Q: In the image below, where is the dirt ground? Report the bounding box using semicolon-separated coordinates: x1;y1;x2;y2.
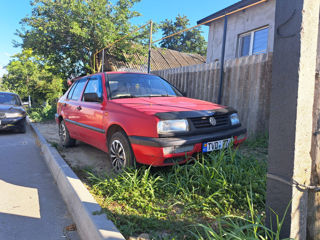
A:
34;121;112;175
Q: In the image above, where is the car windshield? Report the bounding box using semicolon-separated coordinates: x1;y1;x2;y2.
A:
107;73;182;99
0;93;21;106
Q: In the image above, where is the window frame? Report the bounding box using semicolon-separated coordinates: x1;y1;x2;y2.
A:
237;26;269;58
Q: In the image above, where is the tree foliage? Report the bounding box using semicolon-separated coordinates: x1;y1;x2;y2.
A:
17;0;145;78
0;77;7;91
160;15;207;56
2;49;63;105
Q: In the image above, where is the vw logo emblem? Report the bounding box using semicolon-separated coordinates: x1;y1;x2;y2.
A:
209;117;216;126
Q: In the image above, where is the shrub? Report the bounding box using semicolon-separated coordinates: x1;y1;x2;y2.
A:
27;103;56;122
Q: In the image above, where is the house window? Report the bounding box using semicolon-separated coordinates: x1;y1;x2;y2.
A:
238;27;269;57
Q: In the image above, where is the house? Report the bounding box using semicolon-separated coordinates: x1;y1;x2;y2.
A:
100;48;206;72
197;0;276;63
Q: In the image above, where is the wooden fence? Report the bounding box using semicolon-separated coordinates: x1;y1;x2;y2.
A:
152;53;273;137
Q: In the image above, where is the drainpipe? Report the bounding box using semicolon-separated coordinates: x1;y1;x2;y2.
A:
217;15;228;104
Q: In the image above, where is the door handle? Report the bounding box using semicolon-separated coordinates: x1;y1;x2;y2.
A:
63;103;67;107
77;106;82;111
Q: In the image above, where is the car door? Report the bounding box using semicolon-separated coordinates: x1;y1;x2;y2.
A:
77;75;106;150
63;78;88;139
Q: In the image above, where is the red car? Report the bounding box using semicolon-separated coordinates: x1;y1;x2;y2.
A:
56;72;246;172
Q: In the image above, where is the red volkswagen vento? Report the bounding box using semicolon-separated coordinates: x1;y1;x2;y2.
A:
56;72;246;172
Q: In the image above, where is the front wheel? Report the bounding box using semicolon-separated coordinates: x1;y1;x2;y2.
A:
16;118;26;133
108;131;135;173
59;120;76;147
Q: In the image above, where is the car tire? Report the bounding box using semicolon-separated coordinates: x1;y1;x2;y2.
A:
59;120;76;147
108;131;135;173
16;118;26;133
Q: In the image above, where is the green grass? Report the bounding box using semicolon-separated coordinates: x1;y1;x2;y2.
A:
83;143;271;239
243;133;269;150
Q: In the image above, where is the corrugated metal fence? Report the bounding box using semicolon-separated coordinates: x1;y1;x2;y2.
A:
152;53;273;136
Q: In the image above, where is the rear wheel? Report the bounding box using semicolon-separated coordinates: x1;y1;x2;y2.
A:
59;120;76;147
108;131;135;173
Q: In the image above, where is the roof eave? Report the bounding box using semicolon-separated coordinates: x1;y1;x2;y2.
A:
197;0;266;26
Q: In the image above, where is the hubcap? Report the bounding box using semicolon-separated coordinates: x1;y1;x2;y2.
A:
59;123;67;143
110;140;126;172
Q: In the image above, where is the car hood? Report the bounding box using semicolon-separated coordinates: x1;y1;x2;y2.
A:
111;97;228;118
0;104;25;113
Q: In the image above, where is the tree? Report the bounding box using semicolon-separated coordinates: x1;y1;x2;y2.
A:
17;0;145;78
160;15;207;56
0;77;6;91
2;49;63;105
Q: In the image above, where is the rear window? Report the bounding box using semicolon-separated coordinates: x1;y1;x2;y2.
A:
107;73;182;99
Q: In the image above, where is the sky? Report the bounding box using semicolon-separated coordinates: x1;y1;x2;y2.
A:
0;0;238;77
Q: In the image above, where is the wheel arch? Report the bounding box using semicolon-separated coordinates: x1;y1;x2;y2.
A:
106;124;128;145
57;115;64;124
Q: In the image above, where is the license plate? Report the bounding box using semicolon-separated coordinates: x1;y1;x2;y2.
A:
202;138;232;152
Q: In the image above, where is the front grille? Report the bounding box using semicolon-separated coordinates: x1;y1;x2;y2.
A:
190;114;230;129
0;113;5;119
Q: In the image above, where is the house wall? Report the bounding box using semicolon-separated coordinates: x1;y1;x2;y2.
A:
206;0;276;62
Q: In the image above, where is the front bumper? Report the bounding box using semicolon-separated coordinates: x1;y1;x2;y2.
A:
0;117;25;130
129;126;247;166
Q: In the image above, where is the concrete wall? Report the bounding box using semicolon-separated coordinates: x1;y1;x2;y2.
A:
206;0;276;62
152;53;273;137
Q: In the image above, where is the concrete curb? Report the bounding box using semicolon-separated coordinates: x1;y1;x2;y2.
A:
28;122;125;240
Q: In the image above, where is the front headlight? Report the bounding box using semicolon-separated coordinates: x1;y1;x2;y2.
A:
157;119;189;134
230;113;240;125
5;112;24;118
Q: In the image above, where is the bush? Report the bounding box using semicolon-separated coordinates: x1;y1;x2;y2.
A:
28;103;56;122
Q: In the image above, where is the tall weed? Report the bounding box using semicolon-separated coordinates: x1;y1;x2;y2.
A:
87;147;267;238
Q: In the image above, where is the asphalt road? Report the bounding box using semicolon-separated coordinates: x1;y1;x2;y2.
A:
0;124;80;240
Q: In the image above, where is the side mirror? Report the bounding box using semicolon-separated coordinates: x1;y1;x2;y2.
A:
83;93;102;102
181;91;187;97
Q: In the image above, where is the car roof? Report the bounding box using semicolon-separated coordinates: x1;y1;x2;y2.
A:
0;91;19;96
70;72;153;83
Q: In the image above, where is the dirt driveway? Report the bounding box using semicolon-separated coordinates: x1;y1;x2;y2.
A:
34;121;112;176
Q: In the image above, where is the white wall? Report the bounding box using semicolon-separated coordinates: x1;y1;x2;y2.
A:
206;0;276;62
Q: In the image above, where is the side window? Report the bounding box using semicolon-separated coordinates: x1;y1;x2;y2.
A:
83;77;103;101
237;26;269;57
67;82;78;99
71;79;87;101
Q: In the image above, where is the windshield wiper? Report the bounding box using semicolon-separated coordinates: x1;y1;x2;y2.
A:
112;94;137;99
139;94;175;97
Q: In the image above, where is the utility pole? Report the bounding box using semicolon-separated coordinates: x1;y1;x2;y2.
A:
266;0;320;239
147;20;153;74
101;49;105;72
